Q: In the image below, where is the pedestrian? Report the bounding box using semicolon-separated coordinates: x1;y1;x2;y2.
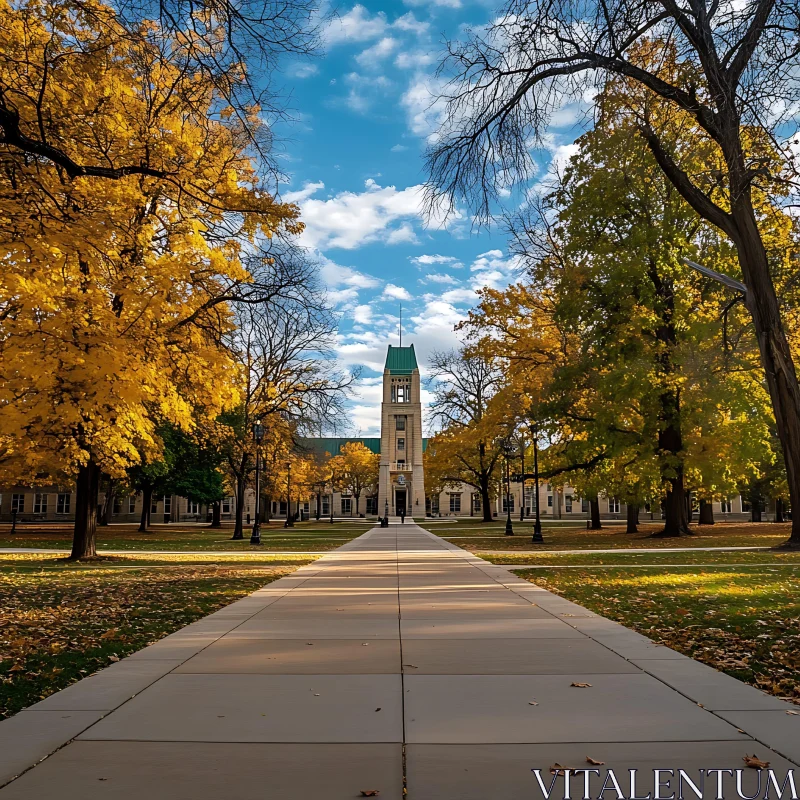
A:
400;507;405;524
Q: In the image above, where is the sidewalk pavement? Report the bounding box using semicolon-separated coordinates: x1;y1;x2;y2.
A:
0;523;797;799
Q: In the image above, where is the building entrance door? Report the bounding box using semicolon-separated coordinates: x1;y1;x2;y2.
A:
395;489;407;516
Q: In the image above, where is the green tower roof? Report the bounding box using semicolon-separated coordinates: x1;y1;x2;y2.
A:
385;344;418;374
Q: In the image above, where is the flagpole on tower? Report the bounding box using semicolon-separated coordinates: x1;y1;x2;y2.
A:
399;303;402;347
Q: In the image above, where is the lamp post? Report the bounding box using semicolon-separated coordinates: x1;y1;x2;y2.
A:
250;421;265;545
284;460;294;528
531;427;543;543
519;433;526;522
502;438;514;536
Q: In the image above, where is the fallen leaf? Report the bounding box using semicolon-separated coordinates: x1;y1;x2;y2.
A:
375;708;382;712
571;682;592;688
403;664;419;669
787;710;799;716
743;755;770;769
550;764;568;776
586;757;605;765
528;701;539;706
360;791;380;797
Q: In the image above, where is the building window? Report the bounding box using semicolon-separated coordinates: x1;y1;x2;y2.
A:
128;496;136;514
392;381;410;403
163;496;172;515
322;498;330;515
341;497;352;514
34;493;48;514
721;499;732;513
608;498;620;514
11;494;24;513
581;498;589;513
188;500;200;515
366;496;377;514
473;494;482;512
449;493;461;513
279;500;287;515
397;438;405;451
396;415;406;431
57;493;71;514
547;495;553;508
565;495;573;513
222;497;232;514
151;497;159;514
113;496;123;514
502;496;515;512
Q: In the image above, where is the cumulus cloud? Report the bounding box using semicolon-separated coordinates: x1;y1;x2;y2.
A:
401;75;448;140
325;5;387;45
410;253;463;268
291;179;424;250
391;144;409;152
394;50;435;70
403;0;462;8
353;304;374;325
287;62;319;79
383;283;413;301
424;272;459;285
355;37;400;69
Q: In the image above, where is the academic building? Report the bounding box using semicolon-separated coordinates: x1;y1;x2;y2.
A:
0;342;762;524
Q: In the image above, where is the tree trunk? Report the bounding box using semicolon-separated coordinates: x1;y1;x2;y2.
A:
751;495;762;523
729;199;800;545
590;497;602;529
70;459;100;560
657;417;690;536
316;490;321;520
775;498;785;523
209;500;222;528
138;486;152;532
698;499;714;525
100;477;115;526
354;493;359;517
264;493;272;523
626;504;639;534
232;477;245;539
480;475;492;523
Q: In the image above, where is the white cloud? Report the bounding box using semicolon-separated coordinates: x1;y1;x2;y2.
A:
410;253;463;268
341;72;393;113
355;37;400;69
424;272;459;284
391;144;409;152
287;62;319;79
386;222;419;245
393;12;430;35
320;257;381;290
291;179;424;250
403;0;462;8
440;287;477;304
284;180;326;205
394;50;435;70
353;304;374;325
325;5;387;46
383;283;413;301
401;75;448;141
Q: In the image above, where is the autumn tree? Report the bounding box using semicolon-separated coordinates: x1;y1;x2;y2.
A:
0;0;319;187
425;347;510;522
0;6;304;559
329;443;380;517
426;4;800;546
218;280;353;539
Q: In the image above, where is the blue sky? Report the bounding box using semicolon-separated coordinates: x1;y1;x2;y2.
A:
274;0;584;434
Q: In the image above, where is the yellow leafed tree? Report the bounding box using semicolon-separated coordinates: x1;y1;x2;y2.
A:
0;0;302;558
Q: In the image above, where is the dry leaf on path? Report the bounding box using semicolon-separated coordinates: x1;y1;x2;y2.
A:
360;791;380;797
571;682;592;688
743;755;770;769
586;757;605;765
550;764;568;776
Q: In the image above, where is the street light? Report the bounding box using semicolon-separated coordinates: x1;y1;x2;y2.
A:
531;426;543;543
250;420;265;545
284;460;294;528
502;438;514;536
519;432;526;522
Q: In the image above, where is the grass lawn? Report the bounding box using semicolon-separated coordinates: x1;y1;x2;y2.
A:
0;552;313;719
509;552;800;704
417;519;790;550
0;520;370;552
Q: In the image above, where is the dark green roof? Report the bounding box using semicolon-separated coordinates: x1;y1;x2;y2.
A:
385;344;418;374
300;436;428;455
300;437;381;456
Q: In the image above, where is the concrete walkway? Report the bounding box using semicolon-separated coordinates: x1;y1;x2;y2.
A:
1;523;798;799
